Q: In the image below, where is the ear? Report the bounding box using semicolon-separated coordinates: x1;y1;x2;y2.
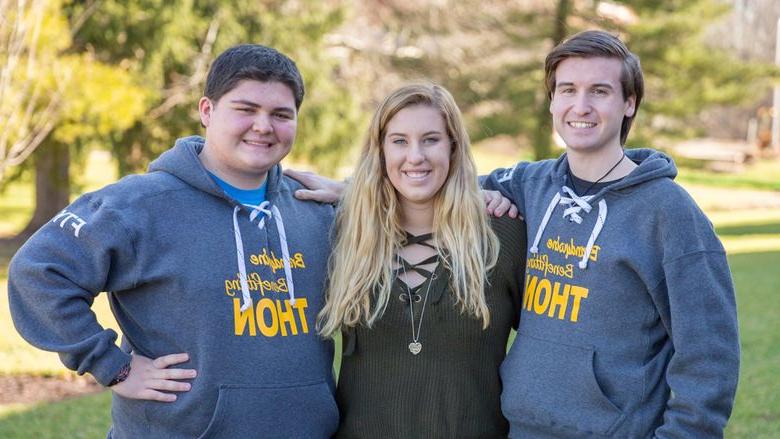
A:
198;97;214;127
624;95;636;118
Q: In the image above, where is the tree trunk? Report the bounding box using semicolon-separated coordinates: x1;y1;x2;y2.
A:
551;0;571;47
532;101;555;160
16;141;70;241
532;0;571;160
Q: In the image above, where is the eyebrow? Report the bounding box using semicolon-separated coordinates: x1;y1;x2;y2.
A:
386;130;444;137
556;81;616;90
229;99;295;113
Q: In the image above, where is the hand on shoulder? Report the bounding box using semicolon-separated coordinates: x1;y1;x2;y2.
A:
284;168;345;204
483;190;520;219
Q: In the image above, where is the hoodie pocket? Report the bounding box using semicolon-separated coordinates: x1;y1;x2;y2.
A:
500;334;625;436
196;380;338;439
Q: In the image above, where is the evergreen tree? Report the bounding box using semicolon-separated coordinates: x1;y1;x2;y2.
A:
68;0;365;176
341;0;776;159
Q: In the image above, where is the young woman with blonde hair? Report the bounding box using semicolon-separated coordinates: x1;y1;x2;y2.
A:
318;83;526;438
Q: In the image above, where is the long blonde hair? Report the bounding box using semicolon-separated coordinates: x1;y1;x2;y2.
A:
318;83;499;337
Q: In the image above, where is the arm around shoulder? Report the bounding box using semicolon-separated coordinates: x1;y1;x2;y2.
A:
482;162;529;217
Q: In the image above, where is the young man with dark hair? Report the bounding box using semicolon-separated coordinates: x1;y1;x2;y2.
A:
9;44;338;438
486;30;739;437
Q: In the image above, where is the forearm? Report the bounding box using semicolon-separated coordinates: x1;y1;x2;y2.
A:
9;255;132;385
8;200;138;385
653;251;740;437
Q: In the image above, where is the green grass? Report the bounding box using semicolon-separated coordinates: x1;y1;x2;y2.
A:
0;392;112;438
717;222;780;237
724;250;780;438
0;181;34;237
1;150;779;437
676;158;780;191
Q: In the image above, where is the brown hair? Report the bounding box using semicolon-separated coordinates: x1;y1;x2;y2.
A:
545;30;644;145
204;44;304;109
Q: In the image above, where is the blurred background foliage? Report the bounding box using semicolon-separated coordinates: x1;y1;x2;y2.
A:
1;0;778;240
2;3;780;436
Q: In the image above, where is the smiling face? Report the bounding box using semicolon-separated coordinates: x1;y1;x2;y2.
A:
198;79;297;189
550;56;635;155
382;104;452;213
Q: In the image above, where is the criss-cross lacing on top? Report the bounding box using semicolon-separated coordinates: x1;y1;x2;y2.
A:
232;201;296;312
394;232;439;304
530;186;608;270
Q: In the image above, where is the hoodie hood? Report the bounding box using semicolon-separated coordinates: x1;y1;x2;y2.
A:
149;135;296;310
549;148;678;196
529;148;678;269
148;136;222;198
148;135;286;201
484;148;738;438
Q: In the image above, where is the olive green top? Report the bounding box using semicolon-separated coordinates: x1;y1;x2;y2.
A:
335;216;527;439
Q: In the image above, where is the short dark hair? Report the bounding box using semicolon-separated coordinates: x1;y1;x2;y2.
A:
204;44;304;109
545;30;644;145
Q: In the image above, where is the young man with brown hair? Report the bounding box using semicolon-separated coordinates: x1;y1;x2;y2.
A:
9;44;339;438
486;30;739;438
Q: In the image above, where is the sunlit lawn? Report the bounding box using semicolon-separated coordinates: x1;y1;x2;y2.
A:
0;392;113;438
677;158;780;191
1;151;778;437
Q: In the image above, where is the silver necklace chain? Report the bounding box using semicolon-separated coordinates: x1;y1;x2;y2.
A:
398;253;435;355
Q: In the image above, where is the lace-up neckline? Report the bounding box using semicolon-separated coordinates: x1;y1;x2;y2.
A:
394;232;438;292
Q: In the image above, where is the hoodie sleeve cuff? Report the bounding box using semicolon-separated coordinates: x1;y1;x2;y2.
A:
89;346;132;387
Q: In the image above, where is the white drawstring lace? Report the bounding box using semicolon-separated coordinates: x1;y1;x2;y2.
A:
529;186;608;270
580;199;607;269
529;192;561;254
232;206;253;312
232;201;296;312
559;186;593;224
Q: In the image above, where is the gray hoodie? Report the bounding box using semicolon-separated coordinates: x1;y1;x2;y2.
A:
8;136;338;438
485;148;739;438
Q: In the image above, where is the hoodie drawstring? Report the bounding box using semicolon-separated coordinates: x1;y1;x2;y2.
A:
232;206;253;312
560;186;593;224
529;186;608;270
580;199;607;269
232;201;296;312
530;192;561;254
263;203;296;306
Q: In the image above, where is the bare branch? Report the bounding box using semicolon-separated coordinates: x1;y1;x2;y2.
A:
70;0;101;38
148;15;220;119
7;99;59;166
0;0;64;183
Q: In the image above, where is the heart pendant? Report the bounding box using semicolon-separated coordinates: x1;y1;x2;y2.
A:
408;342;422;355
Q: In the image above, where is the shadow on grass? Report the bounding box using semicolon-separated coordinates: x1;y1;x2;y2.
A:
716;221;780;236
0;391;111;438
